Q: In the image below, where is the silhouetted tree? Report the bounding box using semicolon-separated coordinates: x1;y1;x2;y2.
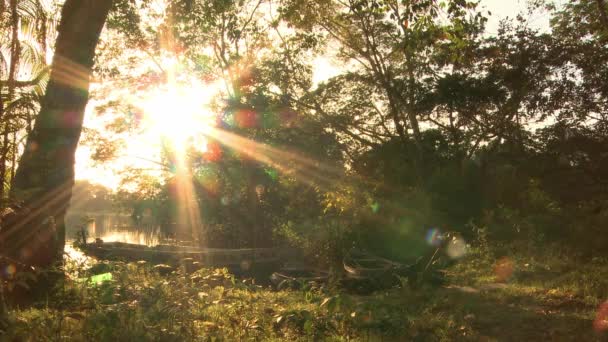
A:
4;0;112;273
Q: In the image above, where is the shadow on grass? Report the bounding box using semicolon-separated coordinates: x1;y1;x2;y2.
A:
422;285;603;342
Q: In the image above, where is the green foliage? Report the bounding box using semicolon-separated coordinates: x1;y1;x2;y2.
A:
5;3;608;340
6;0;608;300
5;248;606;340
80;0;608;262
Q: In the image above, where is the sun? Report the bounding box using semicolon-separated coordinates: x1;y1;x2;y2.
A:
76;64;224;189
139;78;219;155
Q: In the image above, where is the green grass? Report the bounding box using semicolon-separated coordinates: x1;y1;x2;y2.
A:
3;247;607;341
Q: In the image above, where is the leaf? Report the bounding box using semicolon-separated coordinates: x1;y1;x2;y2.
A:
320;297;332;307
320;296;340;312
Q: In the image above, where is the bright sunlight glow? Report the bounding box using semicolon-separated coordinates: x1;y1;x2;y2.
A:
75;67;223;190
139;79;218;154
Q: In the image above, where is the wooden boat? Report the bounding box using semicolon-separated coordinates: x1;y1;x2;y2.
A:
80;241;280;271
270;268;329;289
342;249;448;291
343;249;421;279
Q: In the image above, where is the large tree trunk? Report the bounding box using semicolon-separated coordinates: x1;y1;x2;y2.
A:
4;0;112;271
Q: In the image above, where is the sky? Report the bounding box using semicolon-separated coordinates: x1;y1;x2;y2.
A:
481;0;562;34
74;0;563;190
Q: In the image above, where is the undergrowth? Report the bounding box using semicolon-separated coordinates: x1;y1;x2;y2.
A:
2;246;607;341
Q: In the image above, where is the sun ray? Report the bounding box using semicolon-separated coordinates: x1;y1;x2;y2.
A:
130;54;221;246
51;54;95;90
202;126;345;189
2;180;75;259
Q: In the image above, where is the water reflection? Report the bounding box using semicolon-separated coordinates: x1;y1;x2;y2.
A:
95;229;160;246
66;212;161;246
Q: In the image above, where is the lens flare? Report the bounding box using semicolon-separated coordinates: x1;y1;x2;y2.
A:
233;108;259;129
594;301;608;332
202;141;223;162
446;236;467;259
494;257;515;282
4;264;16;278
426;228;442;247
203;126;344;189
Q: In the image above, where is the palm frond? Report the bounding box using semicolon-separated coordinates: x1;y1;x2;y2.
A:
0;46;9;76
18;39;46;75
16;0;40;21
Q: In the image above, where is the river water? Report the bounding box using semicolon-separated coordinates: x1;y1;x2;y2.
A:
66;212;161;246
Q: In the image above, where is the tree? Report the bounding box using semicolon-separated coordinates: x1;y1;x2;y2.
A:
0;0;56;202
281;0;487;178
3;0;112;272
85;0;345;249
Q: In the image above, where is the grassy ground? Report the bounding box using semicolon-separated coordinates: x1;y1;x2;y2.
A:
3;246;607;341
